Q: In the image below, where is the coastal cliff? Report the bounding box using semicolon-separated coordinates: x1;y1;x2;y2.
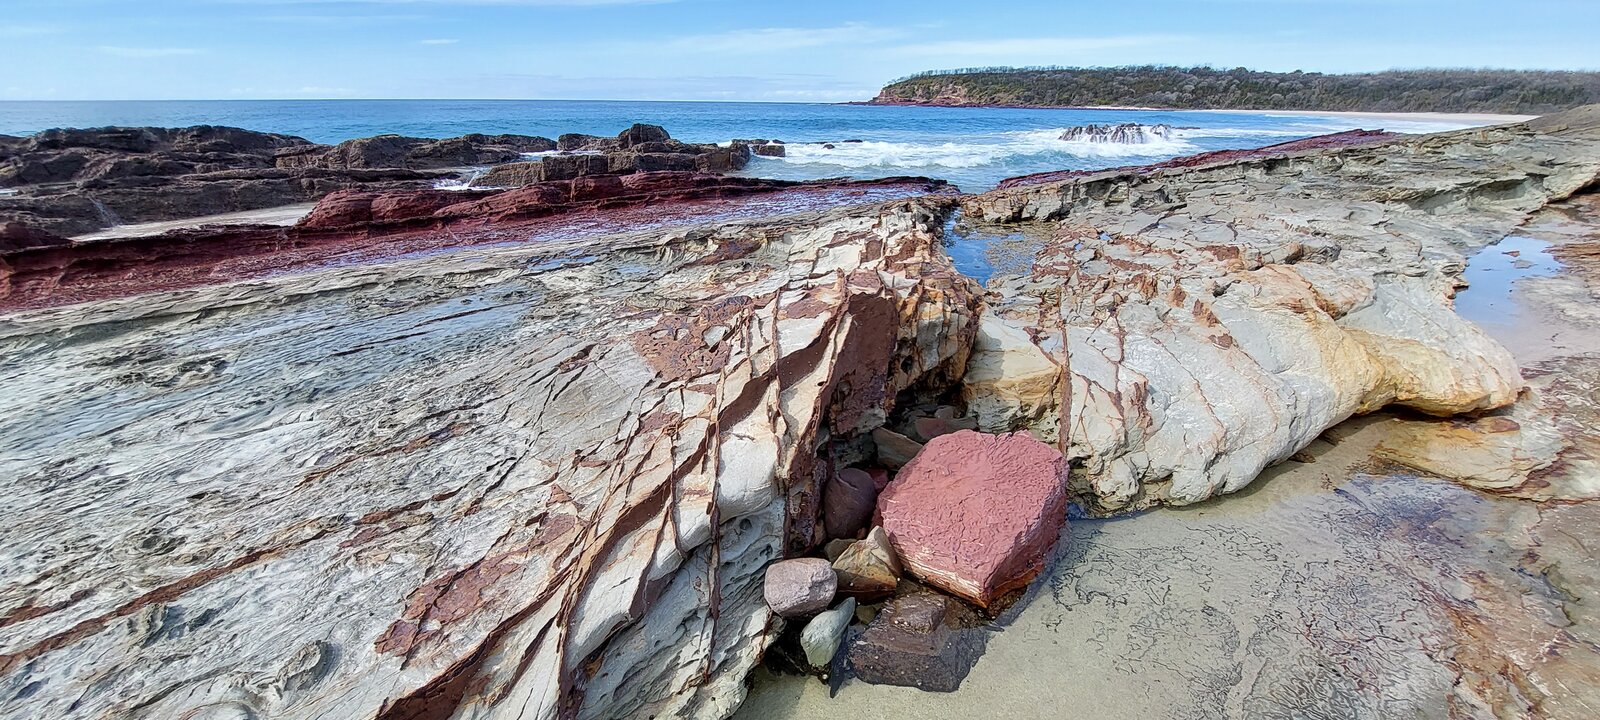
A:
3;107;1600;719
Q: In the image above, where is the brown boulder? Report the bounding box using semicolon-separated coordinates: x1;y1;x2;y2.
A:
617;123;671;148
871;427;922;469
763;558;837;618
823;468;877;540
470;161;543;188
877;430;1069;608
847;591;986;691
557;133;618;152
297;189;375;228
832;526;901;601
0;221;71;252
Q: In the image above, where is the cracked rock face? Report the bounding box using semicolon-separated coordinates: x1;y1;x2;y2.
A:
961;106;1600;510
878;430;1070;608
0;197;978;719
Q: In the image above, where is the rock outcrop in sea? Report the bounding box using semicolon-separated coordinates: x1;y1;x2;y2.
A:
0;123;751;238
1058;122;1175;143
3;106;1600;720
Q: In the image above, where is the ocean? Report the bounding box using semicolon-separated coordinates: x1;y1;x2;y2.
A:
0;99;1493;191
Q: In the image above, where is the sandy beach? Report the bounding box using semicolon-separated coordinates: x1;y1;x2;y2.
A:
1191;108;1537;125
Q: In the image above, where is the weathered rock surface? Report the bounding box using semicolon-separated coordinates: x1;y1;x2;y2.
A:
831;527;902;601
0;125;455;236
878;431;1070;608
294;132;556;170
0;186;980;719
800;598;856;668
471;126;750;188
0;123;748;236
870;427;922;469
764;559;839;618
846;592;986;692
962;105;1600;510
0;175;952;311
822;468;877;540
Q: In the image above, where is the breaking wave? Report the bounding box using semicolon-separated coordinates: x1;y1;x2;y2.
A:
768;127;1202;172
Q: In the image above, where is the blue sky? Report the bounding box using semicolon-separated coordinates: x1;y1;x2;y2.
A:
2;0;1596;101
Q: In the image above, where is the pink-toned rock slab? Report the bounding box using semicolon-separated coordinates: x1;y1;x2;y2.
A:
877;430;1069;608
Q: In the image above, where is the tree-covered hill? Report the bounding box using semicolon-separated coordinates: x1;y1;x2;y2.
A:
870;66;1600;114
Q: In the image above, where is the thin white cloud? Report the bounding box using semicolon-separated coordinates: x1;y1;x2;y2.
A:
421;38;460;45
98;46;206;58
653;23;908;55
293;86;358;95
256;13;430;23
0;23;66;37
885;35;1189;59
222;0;672;6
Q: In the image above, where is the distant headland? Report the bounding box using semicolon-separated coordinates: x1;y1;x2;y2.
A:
866;65;1600;115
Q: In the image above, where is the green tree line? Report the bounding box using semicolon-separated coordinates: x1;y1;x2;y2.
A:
873;66;1600;114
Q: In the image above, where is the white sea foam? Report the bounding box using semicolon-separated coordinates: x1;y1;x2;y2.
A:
770;128;1201;171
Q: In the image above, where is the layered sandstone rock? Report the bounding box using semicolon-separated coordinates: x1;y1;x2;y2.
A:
0;124;746;236
961;106;1600;511
471;126;750;188
0;190;980;719
877;431;1071;608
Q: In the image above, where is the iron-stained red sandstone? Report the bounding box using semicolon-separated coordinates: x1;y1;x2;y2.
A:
877;430;1070;608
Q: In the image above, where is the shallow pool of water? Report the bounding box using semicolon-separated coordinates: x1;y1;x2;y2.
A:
1453;235;1561;327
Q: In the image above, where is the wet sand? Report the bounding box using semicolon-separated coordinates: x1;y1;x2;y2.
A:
739;195;1600;719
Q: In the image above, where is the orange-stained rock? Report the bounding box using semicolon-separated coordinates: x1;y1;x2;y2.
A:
878;430;1069;608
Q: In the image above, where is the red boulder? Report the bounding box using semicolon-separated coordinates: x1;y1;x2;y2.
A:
877;430;1069;608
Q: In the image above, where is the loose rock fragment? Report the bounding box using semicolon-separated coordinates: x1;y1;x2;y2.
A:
871;427;923;469
801;598;858;668
832;527;902;601
847;591;986;692
764;558;838;618
878;430;1070;607
823;468;878;540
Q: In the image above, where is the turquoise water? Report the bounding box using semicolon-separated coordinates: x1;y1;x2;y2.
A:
0;100;1487;190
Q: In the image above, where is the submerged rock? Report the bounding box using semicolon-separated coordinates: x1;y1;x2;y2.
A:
878;430;1070;608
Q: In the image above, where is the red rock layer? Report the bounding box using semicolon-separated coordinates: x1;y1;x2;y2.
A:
0;173;950;312
877;430;1070;608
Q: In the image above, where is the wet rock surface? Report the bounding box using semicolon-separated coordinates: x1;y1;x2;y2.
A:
845;592;987;692
1059;122;1175;144
471;125;750;188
